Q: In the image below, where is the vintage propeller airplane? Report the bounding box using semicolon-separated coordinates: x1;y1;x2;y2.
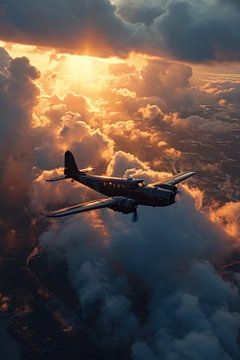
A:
45;151;196;222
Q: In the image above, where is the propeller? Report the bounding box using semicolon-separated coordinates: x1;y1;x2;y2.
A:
174;188;181;202
132;208;139;223
176;187;181;195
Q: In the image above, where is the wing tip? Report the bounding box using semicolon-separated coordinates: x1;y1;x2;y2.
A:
42;211;58;218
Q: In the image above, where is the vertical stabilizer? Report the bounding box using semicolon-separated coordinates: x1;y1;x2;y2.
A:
64;151;79;176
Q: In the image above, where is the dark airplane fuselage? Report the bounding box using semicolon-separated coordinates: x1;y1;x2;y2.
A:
72;174;176;207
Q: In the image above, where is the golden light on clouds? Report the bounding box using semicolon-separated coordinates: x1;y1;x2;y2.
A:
0;41;148;99
59;55;114;95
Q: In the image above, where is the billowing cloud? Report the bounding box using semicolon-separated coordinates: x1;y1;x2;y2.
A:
0;47;11;75
117;0;240;62
2;0;240;61
1;43;240;359
0;0;139;57
165;113;239;134
39;179;240;359
0;54;40;255
210;202;240;240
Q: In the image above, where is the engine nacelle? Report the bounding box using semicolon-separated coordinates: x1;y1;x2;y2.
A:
157;184;178;193
109;198;137;214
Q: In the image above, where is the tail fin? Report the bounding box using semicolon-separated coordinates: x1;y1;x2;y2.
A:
64;151;79;177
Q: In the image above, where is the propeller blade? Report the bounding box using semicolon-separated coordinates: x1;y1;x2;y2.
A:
132;209;139;223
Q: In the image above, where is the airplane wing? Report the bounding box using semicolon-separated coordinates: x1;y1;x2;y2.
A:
45;175;68;182
45;198;116;218
151;172;196;187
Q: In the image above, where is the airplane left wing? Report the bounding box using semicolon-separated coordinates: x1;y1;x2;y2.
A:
151;171;196;187
45;198;116;218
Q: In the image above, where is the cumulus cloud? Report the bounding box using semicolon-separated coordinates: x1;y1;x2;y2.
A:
0;53;40;255
166;113;239;134
107;150;144;176
138;104;164;122
39;178;240;359
30;168;90;214
33;105;114;172
117;0;240;62
107;59;202;114
0;47;11;76
28;144;240;358
0;48;115;255
1;44;240;359
210;202;240;240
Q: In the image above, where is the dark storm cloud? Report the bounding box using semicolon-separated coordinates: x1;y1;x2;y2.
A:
148;0;240;62
0;52;40;255
0;0;140;57
116;0;164;26
1;0;240;61
117;0;240;61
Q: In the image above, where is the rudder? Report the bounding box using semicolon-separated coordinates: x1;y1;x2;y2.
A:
64;151;79;177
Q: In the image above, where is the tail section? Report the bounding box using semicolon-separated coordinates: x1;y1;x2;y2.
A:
46;151;92;182
64;150;79;177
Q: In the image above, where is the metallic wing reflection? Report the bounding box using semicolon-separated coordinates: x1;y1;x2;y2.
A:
46;198;116;218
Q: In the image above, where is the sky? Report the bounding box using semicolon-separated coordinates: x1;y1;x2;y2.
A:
0;1;240;359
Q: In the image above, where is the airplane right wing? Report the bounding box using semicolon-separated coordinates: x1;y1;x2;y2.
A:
150;172;196;187
45;198;116;218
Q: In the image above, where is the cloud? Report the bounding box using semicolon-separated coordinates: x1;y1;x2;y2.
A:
2;0;240;61
107;150;149;177
33;107;114;172
0;53;40;255
0;47;11;75
0;315;22;360
166;113;239;134
39;178;240;359
138;104;164;122
210;202;240;240
0;0;138;57
107;59;201;114
30;139;240;358
117;0;240;62
1;46;240;359
0;48;115;256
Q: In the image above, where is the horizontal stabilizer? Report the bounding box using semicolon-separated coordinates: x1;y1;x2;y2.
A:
79;167;95;174
45;175;68;182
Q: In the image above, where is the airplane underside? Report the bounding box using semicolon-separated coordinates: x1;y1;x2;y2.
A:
75;177;175;207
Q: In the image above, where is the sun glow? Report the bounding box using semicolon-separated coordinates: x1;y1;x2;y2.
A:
60;55;113;95
1;41;149;101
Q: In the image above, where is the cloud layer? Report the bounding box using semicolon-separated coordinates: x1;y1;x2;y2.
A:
1;0;240;61
1;46;240;359
40;177;240;359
